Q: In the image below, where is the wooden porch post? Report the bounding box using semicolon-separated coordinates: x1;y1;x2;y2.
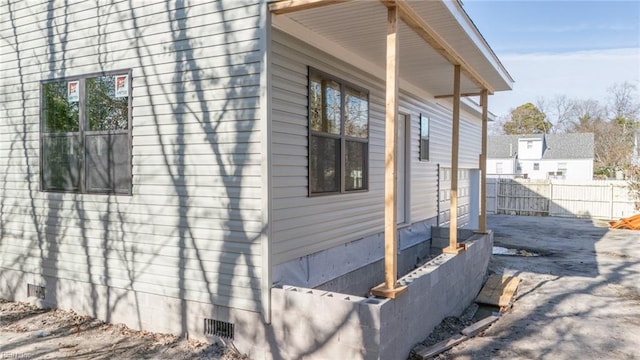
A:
371;4;406;299
478;89;489;233
444;65;465;254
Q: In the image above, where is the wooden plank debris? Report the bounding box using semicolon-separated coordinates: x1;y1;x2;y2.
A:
414;334;467;359
413;313;502;359
609;214;640;230
476;275;521;307
461;315;500;337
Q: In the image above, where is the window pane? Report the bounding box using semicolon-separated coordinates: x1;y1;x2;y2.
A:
419;115;429;160
86;133;129;193
86;75;129;131
42;81;79;132
346;141;366;191
310;136;339;193
420;139;429;161
310;76;340;134
345;88;368;138
42;135;81;191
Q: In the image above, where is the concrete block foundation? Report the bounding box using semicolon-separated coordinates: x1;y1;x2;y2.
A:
269;230;493;359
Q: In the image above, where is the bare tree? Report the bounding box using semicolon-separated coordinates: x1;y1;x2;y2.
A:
567;99;604;133
550;95;576;133
607;81;639;134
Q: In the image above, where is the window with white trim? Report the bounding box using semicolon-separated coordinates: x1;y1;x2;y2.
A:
40;70;132;194
308;69;369;195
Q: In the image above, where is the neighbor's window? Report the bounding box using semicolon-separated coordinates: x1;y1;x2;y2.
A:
558;162;567;173
496;162;503;174
419;114;430;161
533;162;540;171
309;69;369;194
41;71;132;194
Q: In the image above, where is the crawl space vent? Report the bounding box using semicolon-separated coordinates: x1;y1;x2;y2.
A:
27;284;45;299
204;318;234;340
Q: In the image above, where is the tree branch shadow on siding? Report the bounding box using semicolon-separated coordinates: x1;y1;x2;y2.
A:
92;1;142;326
151;1;371;357
0;0;35;295
161;0;270;352
42;0;94;322
1;1;373;358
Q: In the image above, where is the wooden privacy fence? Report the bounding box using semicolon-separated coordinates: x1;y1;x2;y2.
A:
486;178;638;220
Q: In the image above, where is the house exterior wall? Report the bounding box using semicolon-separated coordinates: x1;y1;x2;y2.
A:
518;159;593;180
270;29;482;269
517;138;544;159
0;0;266;337
487;158;516;176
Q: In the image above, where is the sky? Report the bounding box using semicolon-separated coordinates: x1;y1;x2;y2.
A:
462;1;640;121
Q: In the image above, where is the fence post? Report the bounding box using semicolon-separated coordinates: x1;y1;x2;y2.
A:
549;181;554;216
494;179;499;214
610;183;614;220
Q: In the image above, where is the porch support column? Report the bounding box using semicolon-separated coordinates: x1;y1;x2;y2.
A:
444;65;465;254
371;4;407;299
478;89;489;233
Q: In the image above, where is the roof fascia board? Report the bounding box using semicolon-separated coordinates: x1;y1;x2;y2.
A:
442;0;514;89
383;0;495;94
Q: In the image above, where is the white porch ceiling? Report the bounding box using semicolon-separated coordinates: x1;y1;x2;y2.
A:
271;1;513;99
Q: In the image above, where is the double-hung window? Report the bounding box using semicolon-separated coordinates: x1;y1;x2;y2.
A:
40;70;132;194
308;69;369;195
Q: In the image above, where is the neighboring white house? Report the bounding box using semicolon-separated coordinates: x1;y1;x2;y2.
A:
0;1;513;358
487;133;594;180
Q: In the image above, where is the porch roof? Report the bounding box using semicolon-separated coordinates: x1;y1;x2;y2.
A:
269;0;514;100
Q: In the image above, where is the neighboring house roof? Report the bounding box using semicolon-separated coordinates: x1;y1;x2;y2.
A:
487;134;521;158
488;133;594;160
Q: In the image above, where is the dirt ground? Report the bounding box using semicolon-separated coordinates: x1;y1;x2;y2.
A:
419;215;640;359
2;214;639;359
0;299;246;359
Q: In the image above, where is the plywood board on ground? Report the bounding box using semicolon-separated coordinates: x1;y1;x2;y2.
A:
476;275;520;307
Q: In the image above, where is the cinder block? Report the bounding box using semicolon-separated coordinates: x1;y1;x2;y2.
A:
358;298;385;329
271;288;285;311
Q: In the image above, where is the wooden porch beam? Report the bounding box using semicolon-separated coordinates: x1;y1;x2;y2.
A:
443;65;466;255
269;0;350;15
434;92;483;99
478;89;489;233
371;5;407;299
381;0;495;94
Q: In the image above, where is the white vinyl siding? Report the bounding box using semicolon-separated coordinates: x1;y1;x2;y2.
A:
270;30;482;265
0;0;264;312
